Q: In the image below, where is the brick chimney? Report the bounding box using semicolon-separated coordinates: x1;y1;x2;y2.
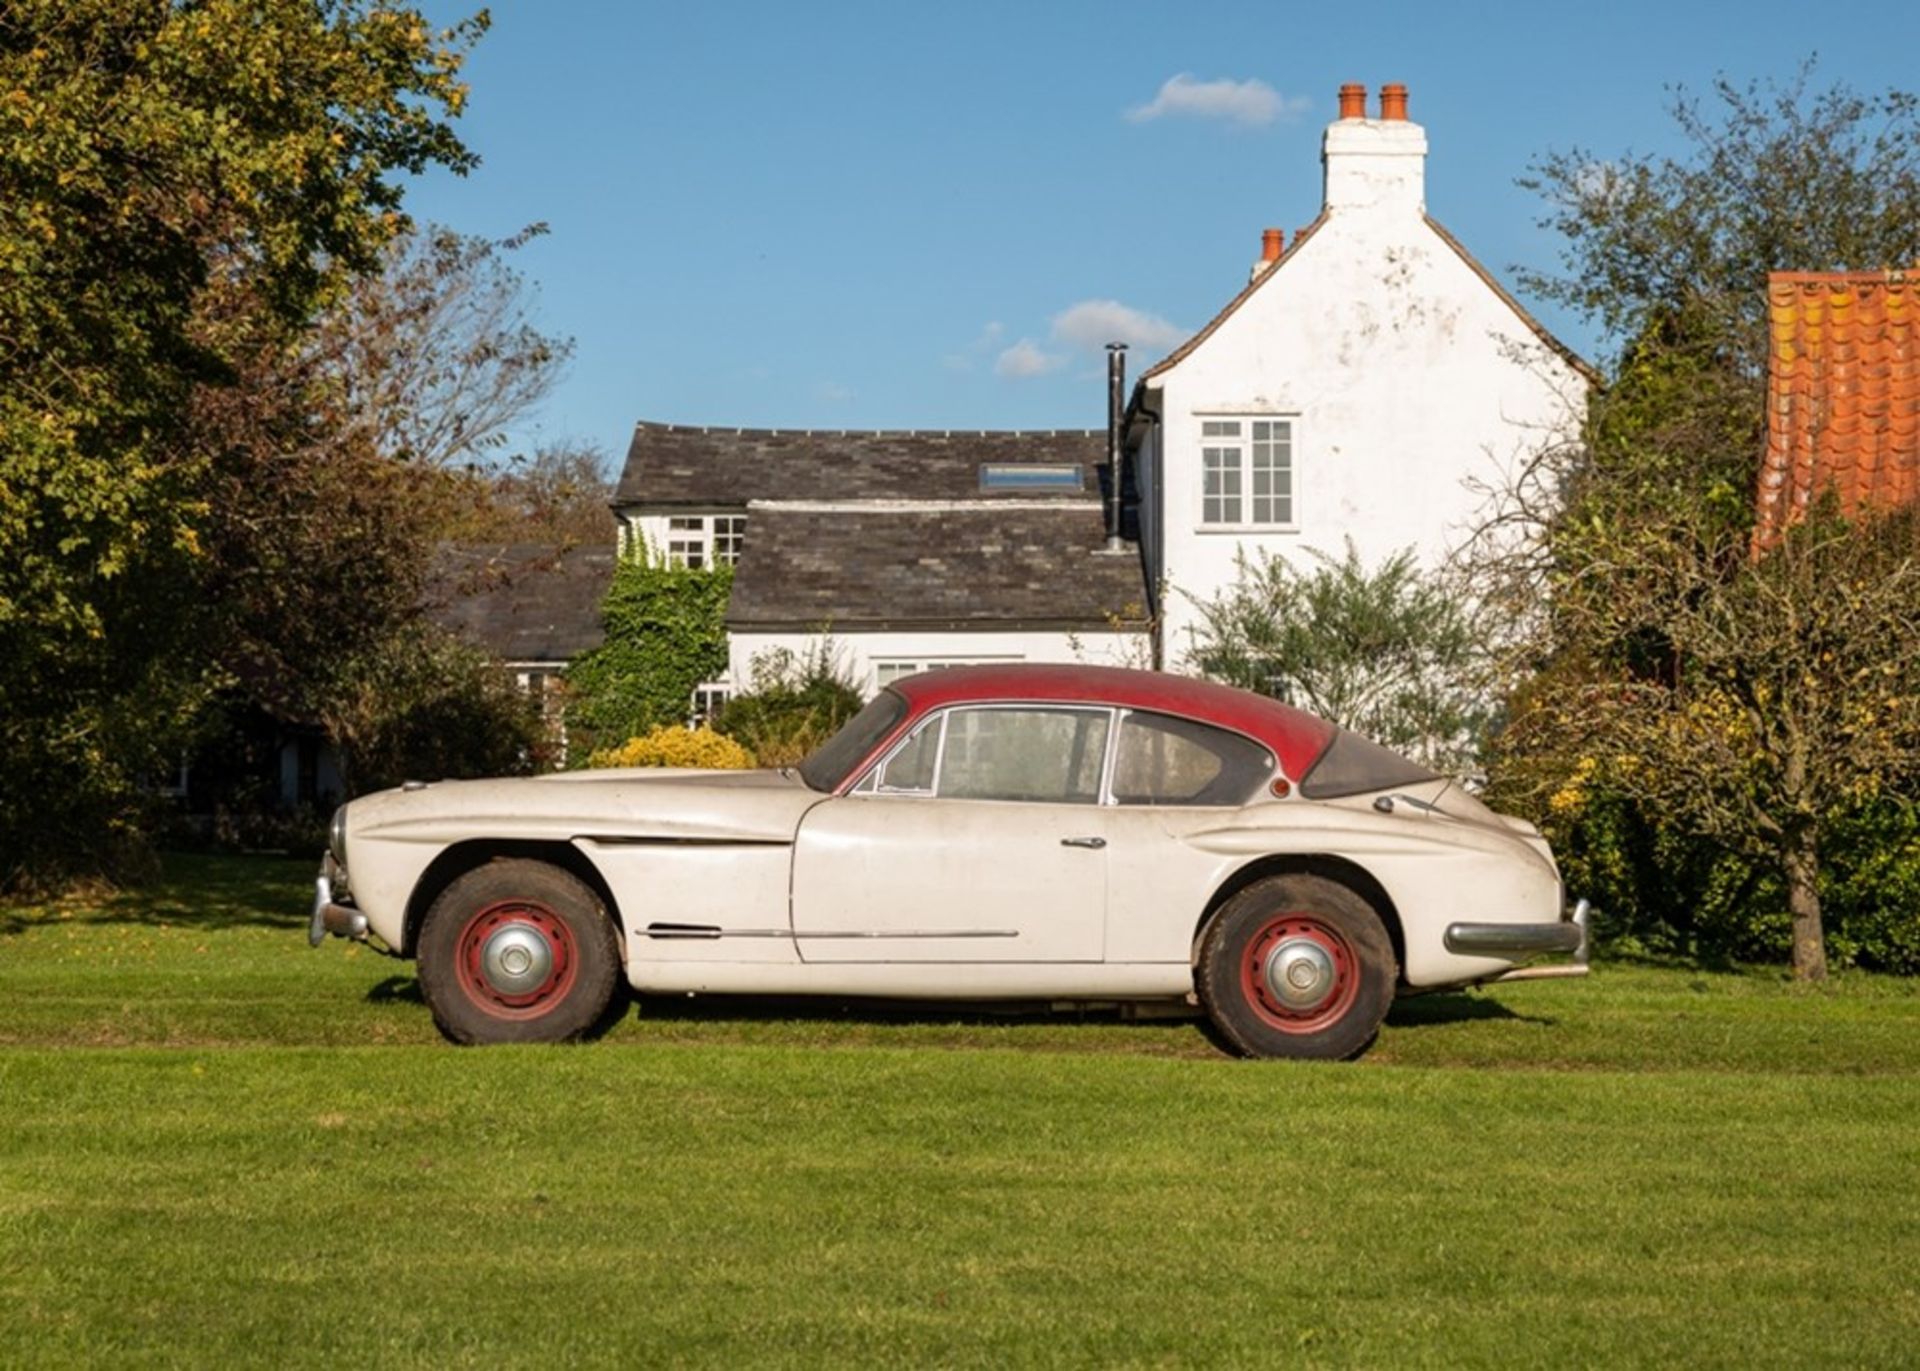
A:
1249;227;1285;281
1321;81;1427;216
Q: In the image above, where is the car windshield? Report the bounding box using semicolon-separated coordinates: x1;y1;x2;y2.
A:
797;690;908;792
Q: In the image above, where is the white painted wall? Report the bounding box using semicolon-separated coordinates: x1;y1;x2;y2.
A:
1141;106;1586;665
728;627;1148;697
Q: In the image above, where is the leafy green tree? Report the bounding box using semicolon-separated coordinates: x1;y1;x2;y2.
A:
564;555;734;766
0;2;486;884
319;620;543;795
1484;66;1920;979
1185;542;1494;775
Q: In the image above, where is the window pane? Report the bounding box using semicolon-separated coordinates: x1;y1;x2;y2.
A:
876;716;941;792
1112;712;1274;806
936;708;1110;804
1201;420;1241;438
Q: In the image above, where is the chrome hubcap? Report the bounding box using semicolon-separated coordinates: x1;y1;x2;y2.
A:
1263;936;1336;1011
480;923;553;994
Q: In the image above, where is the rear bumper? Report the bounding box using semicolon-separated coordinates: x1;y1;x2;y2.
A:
308;856;368;948
1444;899;1590;982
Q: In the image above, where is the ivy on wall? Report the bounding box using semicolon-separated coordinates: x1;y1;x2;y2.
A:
563;554;733;765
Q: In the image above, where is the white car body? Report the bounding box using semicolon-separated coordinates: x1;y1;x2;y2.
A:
314;667;1586;1031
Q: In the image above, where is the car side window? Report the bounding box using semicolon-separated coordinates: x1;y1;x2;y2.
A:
1111;711;1274;806
869;714;942;793
935;707;1111;805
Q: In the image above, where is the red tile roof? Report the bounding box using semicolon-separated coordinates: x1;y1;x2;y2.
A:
1756;271;1920;543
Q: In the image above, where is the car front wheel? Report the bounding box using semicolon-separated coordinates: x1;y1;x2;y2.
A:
416;859;623;1045
1196;874;1396;1060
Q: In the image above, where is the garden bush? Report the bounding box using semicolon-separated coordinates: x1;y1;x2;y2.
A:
714;646;865;767
588;726;753;771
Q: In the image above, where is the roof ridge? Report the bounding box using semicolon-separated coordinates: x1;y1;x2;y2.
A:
1419;214;1600;385
631;420;1102;439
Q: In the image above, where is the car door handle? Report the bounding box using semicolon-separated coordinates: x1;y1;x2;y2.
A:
1060;836;1106;849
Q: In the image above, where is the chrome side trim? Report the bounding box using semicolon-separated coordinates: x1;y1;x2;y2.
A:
578;834;794;848
639;923;1019;941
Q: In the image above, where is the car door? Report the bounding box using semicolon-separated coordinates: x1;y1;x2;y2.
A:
789;704;1116;962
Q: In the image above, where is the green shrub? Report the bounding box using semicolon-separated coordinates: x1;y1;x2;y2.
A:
715;646;865;767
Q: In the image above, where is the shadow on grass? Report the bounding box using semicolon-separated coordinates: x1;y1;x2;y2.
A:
1387;992;1553;1028
629;993;1210;1034
367;976;425;1006
0;851;313;935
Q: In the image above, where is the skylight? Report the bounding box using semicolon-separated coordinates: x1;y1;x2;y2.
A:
979;464;1084;492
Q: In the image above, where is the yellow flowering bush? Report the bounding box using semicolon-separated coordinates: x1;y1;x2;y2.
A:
587;725;753;771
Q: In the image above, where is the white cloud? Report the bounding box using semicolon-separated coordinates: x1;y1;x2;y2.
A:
993;338;1067;379
944;320;1006;372
814;381;854;404
1126;74;1308;128
1050;299;1188;354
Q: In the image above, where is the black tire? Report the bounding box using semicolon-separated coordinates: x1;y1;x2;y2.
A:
1195;873;1396;1060
416;859;623;1045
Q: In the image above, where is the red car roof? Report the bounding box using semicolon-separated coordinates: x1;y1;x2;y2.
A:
888;664;1337;780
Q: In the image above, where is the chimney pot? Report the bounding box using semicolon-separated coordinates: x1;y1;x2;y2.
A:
1337;83;1366;120
1261;228;1285;262
1379;83;1408;121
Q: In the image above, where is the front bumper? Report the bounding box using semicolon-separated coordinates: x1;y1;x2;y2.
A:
1444;899;1590;982
308;855;369;948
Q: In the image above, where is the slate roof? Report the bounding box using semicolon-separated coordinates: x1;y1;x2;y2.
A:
726;503;1148;632
1756;270;1919;544
614;423;1105;507
431;543;613;663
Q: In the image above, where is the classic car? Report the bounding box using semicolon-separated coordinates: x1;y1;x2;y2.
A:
310;663;1587;1059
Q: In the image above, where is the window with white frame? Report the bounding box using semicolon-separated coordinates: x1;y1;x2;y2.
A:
689;681;731;727
663;514;748;568
1200;418;1294;527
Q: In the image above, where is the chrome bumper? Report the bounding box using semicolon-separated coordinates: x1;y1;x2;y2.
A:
308;856;368;947
1445;899;1590;982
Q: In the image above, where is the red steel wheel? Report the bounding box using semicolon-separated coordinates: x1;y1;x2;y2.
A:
416;859;623;1045
453;900;580;1021
1238;912;1360;1035
1197;873;1396;1060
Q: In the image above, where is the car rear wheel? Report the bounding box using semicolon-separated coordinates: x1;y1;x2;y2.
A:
1196;874;1396;1060
416;859;623;1045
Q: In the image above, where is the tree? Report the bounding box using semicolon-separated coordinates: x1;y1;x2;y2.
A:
194;221;571;731
1185;541;1494;776
0;1;485;885
442;439;616;547
1484;66;1920;979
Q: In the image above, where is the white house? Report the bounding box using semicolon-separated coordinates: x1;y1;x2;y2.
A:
593;80;1590;711
1125;81;1592;665
611;425;1147;708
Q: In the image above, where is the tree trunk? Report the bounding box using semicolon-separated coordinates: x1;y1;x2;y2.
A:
1784;826;1827;982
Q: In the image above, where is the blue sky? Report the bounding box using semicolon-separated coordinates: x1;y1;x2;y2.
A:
406;1;1920;466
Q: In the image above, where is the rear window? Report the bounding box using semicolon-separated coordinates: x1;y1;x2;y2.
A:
1298;729;1438;799
798;691;907;792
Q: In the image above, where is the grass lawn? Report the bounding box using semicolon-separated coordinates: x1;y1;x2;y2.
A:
2;854;1917;1366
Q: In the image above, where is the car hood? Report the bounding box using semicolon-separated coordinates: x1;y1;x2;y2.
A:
345;768;825;847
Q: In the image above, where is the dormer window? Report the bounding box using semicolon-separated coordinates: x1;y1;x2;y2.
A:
664;514;747;568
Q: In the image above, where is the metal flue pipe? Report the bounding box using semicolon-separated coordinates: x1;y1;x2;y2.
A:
1105;342;1127;551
